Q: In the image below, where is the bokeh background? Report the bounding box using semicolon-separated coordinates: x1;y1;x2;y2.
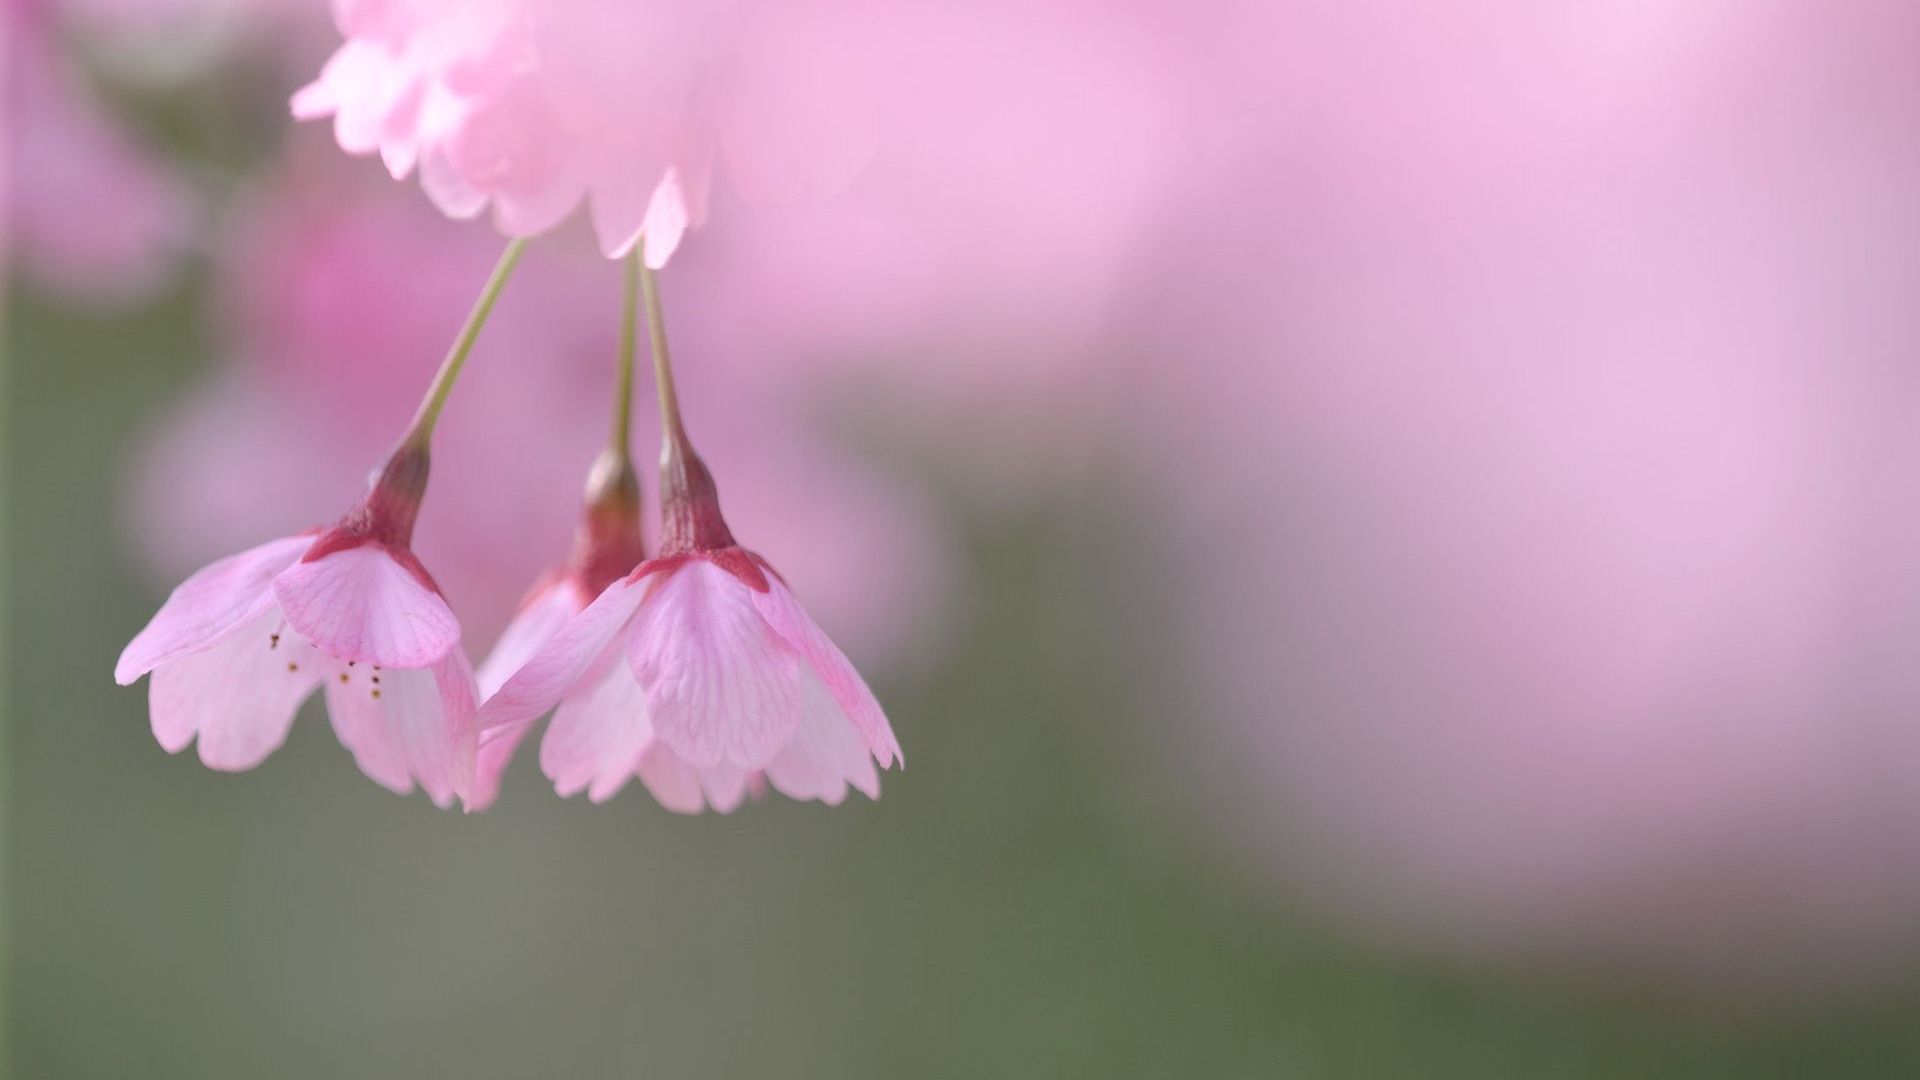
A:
12;2;1920;1076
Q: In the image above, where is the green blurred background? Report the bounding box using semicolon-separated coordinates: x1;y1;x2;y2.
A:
8;280;1920;1079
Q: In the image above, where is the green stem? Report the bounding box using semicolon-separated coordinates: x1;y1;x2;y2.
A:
638;257;687;448
400;238;528;449
611;249;641;454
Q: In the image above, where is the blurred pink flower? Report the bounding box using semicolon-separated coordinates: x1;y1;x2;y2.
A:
115;464;479;807
478;441;899;811
1120;1;1920;989
5;0;192;305
286;1;1203;508
128;141;952;682
290;0;882;266
287;0;1187;362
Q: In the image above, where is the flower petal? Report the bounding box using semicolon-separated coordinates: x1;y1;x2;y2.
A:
148;607;324;771
752;577;901;767
467;581;588;811
467;718;533;813
273;542;460;668
634;745;704;813
763;669;881;805
117;534;314;684
633;747;754;815
476;576;647;735
639;167;698;269
540;643;651;803
419;144;487;220
627;559;804;770
476;580;587;698
322;649;477;808
697;763;755;813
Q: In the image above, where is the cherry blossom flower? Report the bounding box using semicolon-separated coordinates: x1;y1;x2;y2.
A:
478;467;899;810
477;265;899;811
126;156;953;665
115;448;478;806
466;450;646;811
289;0;880;267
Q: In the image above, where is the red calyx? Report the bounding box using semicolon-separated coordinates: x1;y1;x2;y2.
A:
299;440;444;593
655;433;738;557
637;431;779;591
566;447;648;594
626;547;780;593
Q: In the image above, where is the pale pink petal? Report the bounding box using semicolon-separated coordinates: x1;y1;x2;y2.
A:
540;644;651;803
289;75;339;120
476;580;587;697
752;578;901;767
419;145;487;220
442;75;586;237
437;650;480;801
273;543;460;668
491;177;586;238
634;745;705;813
468;581;589;810
381;137;419;180
764;670;881;805
588;167;654;259
476;576;647;734
310;41;414;156
697;763;754;813
467;718;532;812
634;747;753;815
627;560;806;770
639;168;692;269
117;534;314;684
148;608;324;770
321;648;476;808
324;672;413;797
290;40;377;120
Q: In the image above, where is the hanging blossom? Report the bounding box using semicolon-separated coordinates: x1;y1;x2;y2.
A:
127;156;953;660
113;239;535;807
477;262;899;810
114;445;478;806
466;448;646;810
477;445;900;810
290;0;879;267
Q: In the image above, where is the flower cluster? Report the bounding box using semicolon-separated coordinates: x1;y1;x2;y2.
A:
290;0;880;267
118;241;902;814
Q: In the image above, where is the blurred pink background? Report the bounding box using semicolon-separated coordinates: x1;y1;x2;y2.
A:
15;0;1920;1001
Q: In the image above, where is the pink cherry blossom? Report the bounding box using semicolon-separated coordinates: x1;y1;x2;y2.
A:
116;456;478;807
126;151;954;668
289;0;882;266
477;448;898;812
467;454;646;811
466;575;591;811
479;558;894;811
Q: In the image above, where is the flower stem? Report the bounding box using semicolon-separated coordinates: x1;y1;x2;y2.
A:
638;256;686;448
611;248;641;454
400;238;528;449
638;253;736;554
